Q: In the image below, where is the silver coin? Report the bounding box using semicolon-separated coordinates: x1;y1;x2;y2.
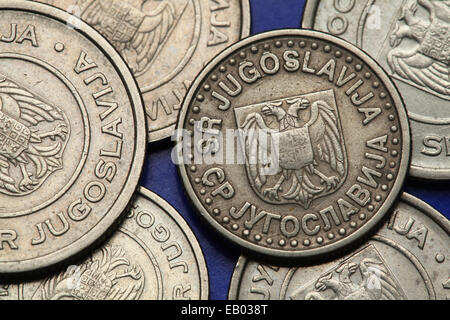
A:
177;30;410;259
34;0;251;142
229;193;450;300
303;0;450;180
0;0;146;274
1;187;209;300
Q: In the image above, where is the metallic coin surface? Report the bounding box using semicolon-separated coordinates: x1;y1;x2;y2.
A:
34;0;251;142
1;187;209;300
176;30;410;259
303;0;450;180
0;1;146;273
229;193;450;300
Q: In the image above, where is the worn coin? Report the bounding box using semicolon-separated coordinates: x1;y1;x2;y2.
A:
177;29;410;259
1;187;209;300
229;193;450;300
34;0;251;142
0;0;146;274
303;0;450;180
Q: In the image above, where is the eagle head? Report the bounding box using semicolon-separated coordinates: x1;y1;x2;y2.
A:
287;98;310;118
261;101;285;121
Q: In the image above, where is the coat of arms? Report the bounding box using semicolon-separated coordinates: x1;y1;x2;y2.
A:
37;245;144;300
387;0;450;99
0;75;69;196
75;0;187;75
290;245;407;300
234;89;347;209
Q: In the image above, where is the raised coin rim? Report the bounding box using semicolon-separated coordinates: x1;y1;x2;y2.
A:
227;192;450;299
148;0;252;143
176;29;411;259
138;187;210;300
0;0;147;274
301;0;450;180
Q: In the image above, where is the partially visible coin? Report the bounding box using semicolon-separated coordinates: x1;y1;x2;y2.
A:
303;0;450;180
1;187;209;300
177;30;410;259
34;0;251;142
0;1;146;274
229;193;450;300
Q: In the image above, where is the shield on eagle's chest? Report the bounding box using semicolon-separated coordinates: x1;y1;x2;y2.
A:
72;270;113;300
0;111;30;160
418;19;450;65
100;1;146;43
272;127;314;170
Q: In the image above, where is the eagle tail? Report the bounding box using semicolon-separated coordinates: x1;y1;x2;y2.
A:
28;154;48;179
302;174;324;194
283;174;301;200
31;142;62;157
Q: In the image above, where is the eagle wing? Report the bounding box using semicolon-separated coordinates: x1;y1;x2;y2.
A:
0;77;65;127
0;77;68;184
390;54;450;97
308;101;346;177
360;259;406;300
129;1;177;73
240;112;277;191
79;0;177;73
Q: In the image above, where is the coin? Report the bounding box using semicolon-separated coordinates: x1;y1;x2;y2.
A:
34;0;251;142
176;30;410;259
302;0;450;180
229;193;450;300
1;187;209;300
0;1;146;274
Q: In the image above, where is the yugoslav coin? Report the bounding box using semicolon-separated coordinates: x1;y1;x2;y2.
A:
1;188;209;300
177;30;410;259
303;0;450;180
34;0;251;142
0;1;146;273
229;193;450;300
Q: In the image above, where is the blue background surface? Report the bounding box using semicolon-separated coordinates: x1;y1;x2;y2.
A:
140;0;450;300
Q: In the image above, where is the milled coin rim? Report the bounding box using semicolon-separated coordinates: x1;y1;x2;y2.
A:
148;0;252;143
0;0;147;274
227;192;450;299
138;187;210;300
301;0;450;180
176;29;411;260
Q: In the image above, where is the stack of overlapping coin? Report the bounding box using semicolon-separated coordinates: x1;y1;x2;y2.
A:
0;0;250;300
0;0;448;302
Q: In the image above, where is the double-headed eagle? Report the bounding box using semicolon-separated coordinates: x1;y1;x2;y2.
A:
0;76;69;195
39;245;144;300
240;96;346;209
77;0;178;74
294;258;405;300
388;0;450;98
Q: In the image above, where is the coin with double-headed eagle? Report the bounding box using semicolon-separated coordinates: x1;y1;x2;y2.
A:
229;193;450;300
0;0;146;274
33;0;251;142
176;30;410;259
1;188;209;300
302;0;450;180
